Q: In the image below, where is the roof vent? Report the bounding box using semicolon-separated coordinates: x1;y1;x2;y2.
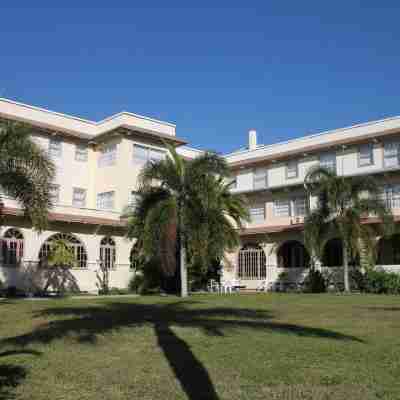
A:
248;129;257;150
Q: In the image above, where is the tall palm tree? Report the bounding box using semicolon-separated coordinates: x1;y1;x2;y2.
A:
0;121;55;230
126;145;248;297
304;166;394;292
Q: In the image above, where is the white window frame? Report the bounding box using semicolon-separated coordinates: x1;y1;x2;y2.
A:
50;184;60;204
75;144;88;162
253;168;267;190
286;160;298;179
358;143;374;167
96;191;115;210
292;197;307;217
98;143;117;167
132;143;166;165
381;184;400;209
383;141;399;169
72;187;87;208
128;191;139;210
319;152;336;173
274;199;291;217
48;138;62;159
249;205;265;223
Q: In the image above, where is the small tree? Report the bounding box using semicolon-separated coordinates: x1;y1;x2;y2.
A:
304;166;394;292
42;239;78;295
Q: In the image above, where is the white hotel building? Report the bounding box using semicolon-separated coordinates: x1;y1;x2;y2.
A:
1;98;400;292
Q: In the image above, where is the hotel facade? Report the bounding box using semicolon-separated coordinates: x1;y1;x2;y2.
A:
1;98;400;292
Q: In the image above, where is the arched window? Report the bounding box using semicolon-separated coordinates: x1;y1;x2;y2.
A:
323;238;343;267
2;229;24;266
100;237;116;270
39;233;87;269
238;244;267;280
277;240;310;268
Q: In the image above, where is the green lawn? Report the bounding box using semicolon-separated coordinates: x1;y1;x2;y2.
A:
0;294;400;400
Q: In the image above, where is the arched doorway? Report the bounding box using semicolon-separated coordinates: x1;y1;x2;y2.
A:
322;238;343;267
100;237;116;270
277;240;310;268
2;228;24;266
39;233;87;269
238;244;267;280
377;234;400;265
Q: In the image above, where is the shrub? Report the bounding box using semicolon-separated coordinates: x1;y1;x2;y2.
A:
5;286;18;298
363;269;400;295
129;274;144;293
129;259;163;295
302;269;326;293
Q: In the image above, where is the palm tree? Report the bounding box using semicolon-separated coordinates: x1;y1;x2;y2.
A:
126;145;249;297
0;121;55;230
304;166;394;292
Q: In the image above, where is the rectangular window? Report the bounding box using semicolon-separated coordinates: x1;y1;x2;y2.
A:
50;184;60;204
128;191;139;209
97;191;115;210
98;144;117;167
49;138;62;159
133;144;166;165
72;188;87;208
384;142;399;168
293;197;307;217
149;148;165;162
359;143;374;167
274;199;290;217
253;168;267;189
75;145;88;162
249;205;265;223
381;184;400;209
286;160;298;179
320;152;336;172
133;144;150;165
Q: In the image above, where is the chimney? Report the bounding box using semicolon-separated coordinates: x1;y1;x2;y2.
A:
248;129;257;150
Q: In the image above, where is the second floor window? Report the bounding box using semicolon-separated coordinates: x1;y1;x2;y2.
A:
72;188;87;208
50;184;60;204
384;142;399;168
286;160;298;179
253;168;267;189
97;191;115;210
359;143;373;167
49;138;62;159
75;145;88;162
128;191;139;210
249;205;265;223
380;184;400;209
293;197;307;217
274;199;290;217
98;144;117;167
133;144;166;165
320;152;336;172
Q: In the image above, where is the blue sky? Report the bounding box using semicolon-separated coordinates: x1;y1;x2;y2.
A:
2;2;400;153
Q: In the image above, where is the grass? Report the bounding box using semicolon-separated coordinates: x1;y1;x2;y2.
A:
0;294;400;400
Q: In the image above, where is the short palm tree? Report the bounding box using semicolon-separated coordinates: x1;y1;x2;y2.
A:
0;121;55;230
126;145;248;297
304;166;394;292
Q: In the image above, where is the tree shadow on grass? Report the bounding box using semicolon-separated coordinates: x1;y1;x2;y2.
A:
0;350;41;400
0;301;364;400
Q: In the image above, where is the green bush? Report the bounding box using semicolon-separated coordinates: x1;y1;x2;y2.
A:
363;269;400;294
129;259;163;295
302;269;326;293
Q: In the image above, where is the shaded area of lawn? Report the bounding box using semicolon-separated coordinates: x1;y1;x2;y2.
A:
0;294;399;399
0;300;363;400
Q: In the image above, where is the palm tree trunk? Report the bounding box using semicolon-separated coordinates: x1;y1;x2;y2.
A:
180;244;188;297
343;241;350;292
